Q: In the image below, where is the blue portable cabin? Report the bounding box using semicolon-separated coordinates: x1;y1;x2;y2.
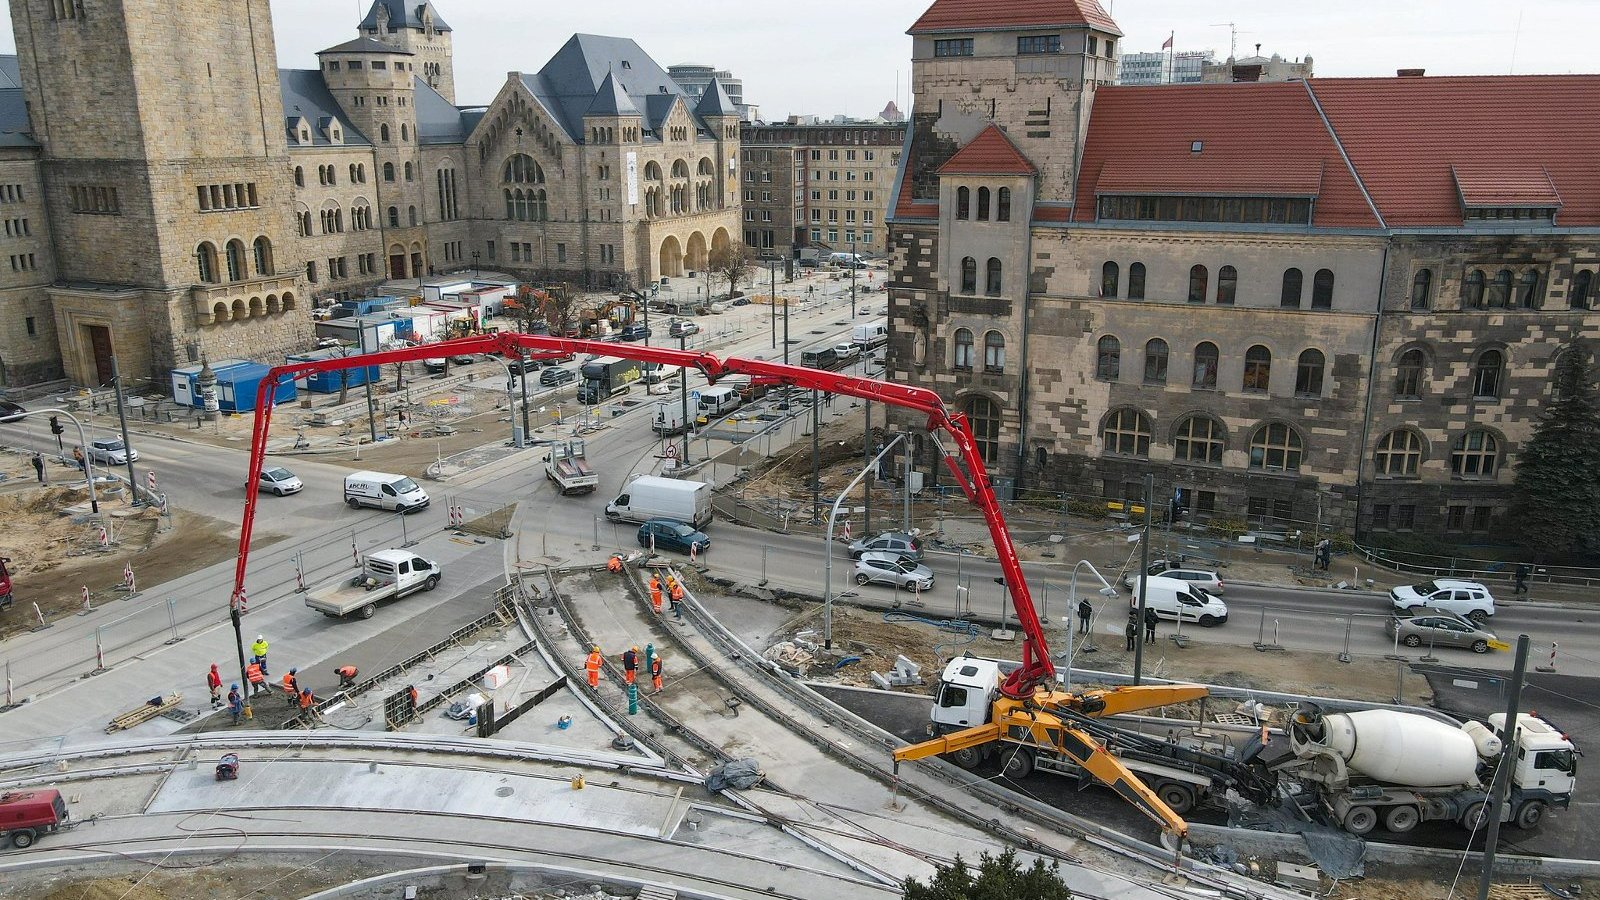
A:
286;346;381;394
170;359;251;409
332;295;405;319
216;362;297;412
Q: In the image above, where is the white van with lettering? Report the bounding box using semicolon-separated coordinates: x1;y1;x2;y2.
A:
344;471;430;513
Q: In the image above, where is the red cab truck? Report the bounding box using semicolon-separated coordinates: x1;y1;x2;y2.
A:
0;556;12;611
0;789;69;848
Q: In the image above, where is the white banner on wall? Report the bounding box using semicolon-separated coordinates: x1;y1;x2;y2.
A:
626;152;639;207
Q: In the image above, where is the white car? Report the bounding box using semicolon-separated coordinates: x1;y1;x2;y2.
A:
87;438;138;465
1389;579;1496;622
257;466;303;496
854;551;934;591
1126;566;1224;595
834;343;861;362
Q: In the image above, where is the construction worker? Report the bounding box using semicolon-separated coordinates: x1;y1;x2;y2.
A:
250;635;270;675
281;669;300;704
298;688;315;712
607;554;624;573
1124;610;1139;652
206;663;223;709
622;646;638;685
227;685;243;724
245;659;268;696
335;665;358;689
584;645;602;688
650;654;663;693
669;577;685;619
406;685;420;715
648;573;663;613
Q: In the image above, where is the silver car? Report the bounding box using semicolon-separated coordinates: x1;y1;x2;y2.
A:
257;466;303;496
853;551;934;591
1386;611;1498;654
87;438;138;465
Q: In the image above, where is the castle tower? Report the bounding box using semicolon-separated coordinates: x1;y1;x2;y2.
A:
360;0;455;104
8;0;308;384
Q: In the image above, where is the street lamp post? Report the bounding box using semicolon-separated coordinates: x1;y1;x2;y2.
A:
679;335;692;464
849;238;858;318
22;408;100;514
825;435;904;649
1066;560;1120;694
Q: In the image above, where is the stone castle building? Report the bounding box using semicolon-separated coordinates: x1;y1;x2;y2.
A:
0;0;740;389
887;0;1600;540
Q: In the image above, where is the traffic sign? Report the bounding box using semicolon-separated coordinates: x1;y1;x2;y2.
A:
665;444;677;459
689;390;701;402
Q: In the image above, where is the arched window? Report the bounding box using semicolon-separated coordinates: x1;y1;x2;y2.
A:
1101;261;1119;298
952;328;974;371
252;236;273;276
1143;338;1168;384
1463;269;1485;308
408;205;417;226
985;258;1002;295
1573;271;1594;309
1249;423;1304;472
1174;415;1226;465
1216;265;1238;304
534;189;549;222
1411;268;1432;310
349;164;358;183
1487;269;1513;308
956;186;970;220
504;154;545;184
224;239;245;282
1192;341;1219;389
1280;267;1303;308
1243;345;1272;393
965;396;1001;464
1188;265;1208;303
983;331;1006;373
1472;349;1504;399
1312;268;1335;308
1128;262;1146;300
959;257;977;294
293;166;304;188
1096;335;1120;380
1375;430;1424;477
383;162;395;182
1518;270;1542;308
195;242;218;283
380;124;390;142
1395;348;1426;399
404;161;414;181
997;187;1011;221
298;210;311;236
1101;408;1151;457
977;187;991;220
400;123;409;142
388;206;399;228
1451;430;1498;477
1295;349;1325;397
505;189;515;220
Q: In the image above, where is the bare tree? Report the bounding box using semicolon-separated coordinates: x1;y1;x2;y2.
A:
709;241;756;302
538;283;578;337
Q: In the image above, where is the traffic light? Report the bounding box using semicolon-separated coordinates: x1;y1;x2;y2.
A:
49;416;63;436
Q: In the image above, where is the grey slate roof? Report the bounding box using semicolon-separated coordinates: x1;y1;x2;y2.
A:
0;89;35;148
320;36;413;56
414;77;471;144
521;34;705;144
695;78;737;118
0;57;21;91
585;71;640;117
360;0;451;33
279;69;371;146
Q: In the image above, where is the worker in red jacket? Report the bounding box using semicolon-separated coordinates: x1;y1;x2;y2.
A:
206;663;223;709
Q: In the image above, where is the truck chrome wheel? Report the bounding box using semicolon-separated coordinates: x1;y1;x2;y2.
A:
11;829;34;848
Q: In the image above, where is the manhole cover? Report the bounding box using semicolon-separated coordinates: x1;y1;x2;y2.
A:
495;786;514;798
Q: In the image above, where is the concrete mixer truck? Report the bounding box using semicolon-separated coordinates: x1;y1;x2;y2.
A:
1258;706;1577;836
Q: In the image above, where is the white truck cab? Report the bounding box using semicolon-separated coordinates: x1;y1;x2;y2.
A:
932;657;1002;730
1494;712;1579;799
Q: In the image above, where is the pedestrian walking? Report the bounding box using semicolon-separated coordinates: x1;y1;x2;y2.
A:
1514;563;1532;595
250;635;270;675
1124;610;1139;652
227;686;243;724
584;645;602;688
1315;539;1331;571
622;646;638;685
1144;607;1159;644
245;659;268;696
30;452;44;484
669;578;685;619
648;573;663;613
206;663;223;709
72;445;85;474
651;654;663;692
334;665;358;689
1077;598;1093;635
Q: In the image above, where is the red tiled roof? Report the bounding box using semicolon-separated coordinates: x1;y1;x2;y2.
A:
1452;165;1561;209
1308;76;1600;226
909;0;1120;35
1072;82;1380;228
937;125;1038;176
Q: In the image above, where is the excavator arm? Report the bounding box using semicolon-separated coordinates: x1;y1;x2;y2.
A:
893;723;1002;765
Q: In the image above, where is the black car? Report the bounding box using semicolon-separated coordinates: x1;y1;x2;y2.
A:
637;519;710;555
539;367;576;387
0;400;25;423
731;297;751;307
619;324;652;341
505;358;538;377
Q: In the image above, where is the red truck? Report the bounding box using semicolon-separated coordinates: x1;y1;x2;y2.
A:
0;556;12;611
0;789;69;848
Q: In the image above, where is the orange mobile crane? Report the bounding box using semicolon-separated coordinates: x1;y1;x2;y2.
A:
227;333;1205;841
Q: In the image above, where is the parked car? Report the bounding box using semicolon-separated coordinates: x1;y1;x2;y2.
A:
637;518;710;555
847;531;924;561
854;551;935;591
256;466;303;496
833;343;861;363
1389;579;1497;622
1125;565;1224;595
797;258;820;268
1386;611;1498;654
619;324;652;342
449;354;476;366
0;400;25;422
539;367;576;387
87;438;138;465
504;358;538;377
422;357;449;374
669;320;701;338
731;297;752;306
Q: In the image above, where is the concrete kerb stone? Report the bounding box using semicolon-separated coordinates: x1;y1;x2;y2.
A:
295;861;741;900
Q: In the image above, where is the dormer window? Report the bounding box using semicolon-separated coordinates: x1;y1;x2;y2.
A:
621;61;632;69
299;130;310;143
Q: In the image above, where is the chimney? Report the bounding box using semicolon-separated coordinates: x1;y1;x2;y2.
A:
1397;68;1426;77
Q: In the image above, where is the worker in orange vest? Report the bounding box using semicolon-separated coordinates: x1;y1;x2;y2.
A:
245;660;268;697
669;578;685;618
584;645;602;688
650;654;663;693
648;573;663;613
622;646;638;685
281;669;300;705
335;665;359;689
607;554;623;573
298;688;315;711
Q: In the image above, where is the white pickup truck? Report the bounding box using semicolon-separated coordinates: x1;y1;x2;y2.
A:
545;439;599;495
306;549;441;619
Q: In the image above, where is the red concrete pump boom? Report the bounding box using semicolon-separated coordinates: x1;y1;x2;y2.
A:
233;333;1055;698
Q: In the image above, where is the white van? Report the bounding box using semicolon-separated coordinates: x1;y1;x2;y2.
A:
1134;575;1229;626
345;471;430;513
829;252;867;268
697;385;741;418
851;322;888;349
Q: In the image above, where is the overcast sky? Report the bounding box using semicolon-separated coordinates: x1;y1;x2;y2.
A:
0;2;1594;120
